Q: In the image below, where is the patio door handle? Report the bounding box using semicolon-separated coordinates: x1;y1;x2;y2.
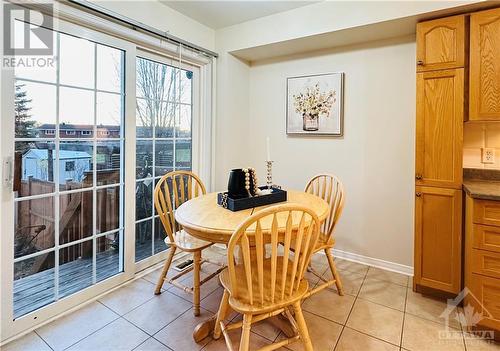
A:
3;156;13;189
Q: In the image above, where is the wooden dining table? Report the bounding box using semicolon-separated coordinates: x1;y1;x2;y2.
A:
175;190;329;342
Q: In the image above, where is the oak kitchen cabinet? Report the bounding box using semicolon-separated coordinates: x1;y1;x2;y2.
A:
415;69;464;189
470;8;500;121
465;195;500;334
414;186;462;294
414;15;466;296
416;15;466;72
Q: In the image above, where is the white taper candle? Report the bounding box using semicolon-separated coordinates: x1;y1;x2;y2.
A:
266;137;271;161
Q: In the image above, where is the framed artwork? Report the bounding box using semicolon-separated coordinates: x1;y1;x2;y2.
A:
286;72;344;136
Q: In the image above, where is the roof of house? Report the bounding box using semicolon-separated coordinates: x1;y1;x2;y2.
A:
24;149;92;160
38;124;121;131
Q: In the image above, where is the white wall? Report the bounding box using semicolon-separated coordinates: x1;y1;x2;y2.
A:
93;0;215;51
245;37;416;267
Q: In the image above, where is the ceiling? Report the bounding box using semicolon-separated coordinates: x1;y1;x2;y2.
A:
160;0;319;29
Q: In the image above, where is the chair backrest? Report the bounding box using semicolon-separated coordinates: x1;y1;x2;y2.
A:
305;174;345;241
226;204;320;307
154;171;206;243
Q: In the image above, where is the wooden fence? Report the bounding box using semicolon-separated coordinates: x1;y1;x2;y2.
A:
15;170;120;278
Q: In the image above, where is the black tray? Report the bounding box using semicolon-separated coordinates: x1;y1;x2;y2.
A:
217;186;287;212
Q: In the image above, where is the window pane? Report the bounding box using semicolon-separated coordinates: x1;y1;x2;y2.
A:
60;190;93;245
97;45;123;93
136;57;176;101
15;196;55;258
154;217;168;254
59;87;94;127
97;232;121;281
14;21;57;83
13;252;55;319
59;141;93;191
136;140;153;179
135;220;152;262
136;98;153;138
155;140;173;177
177;104;191;138
180;69;192;104
15;141;56;198
59;34;95;89
15;81;56;138
59;241;93;298
136;180;153;221
97;186;120;234
96;141;121;185
156;102;175;138
96;92;122;138
176;140;192;170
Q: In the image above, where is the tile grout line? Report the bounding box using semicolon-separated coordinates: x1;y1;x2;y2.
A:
332;263;370;350
399;281;409;349
132;337;174;351
34;330;55;351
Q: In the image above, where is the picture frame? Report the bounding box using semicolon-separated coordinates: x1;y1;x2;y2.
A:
286;72;344;136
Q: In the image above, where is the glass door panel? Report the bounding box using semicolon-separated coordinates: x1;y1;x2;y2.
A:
134;55;193;262
12;27;125;319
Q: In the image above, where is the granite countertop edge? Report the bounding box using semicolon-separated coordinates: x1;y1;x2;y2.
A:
463;180;500;201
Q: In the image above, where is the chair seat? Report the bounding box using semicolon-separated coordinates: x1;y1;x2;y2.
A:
166;230;213;252
219;257;309;314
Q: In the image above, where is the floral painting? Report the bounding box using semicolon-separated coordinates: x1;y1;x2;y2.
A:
286;72;344;136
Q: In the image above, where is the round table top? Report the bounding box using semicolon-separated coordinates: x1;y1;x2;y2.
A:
175;190;329;244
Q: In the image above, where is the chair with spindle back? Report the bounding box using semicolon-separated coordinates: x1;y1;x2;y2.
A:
154;170;225;316
213;204;321;351
304;174;345;296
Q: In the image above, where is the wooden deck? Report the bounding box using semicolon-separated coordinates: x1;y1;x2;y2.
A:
13;239;165;319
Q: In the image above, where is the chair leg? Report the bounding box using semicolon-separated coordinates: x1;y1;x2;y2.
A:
293;301;313;351
155;246;176;295
213;289;230;339
193;250;202;316
325;248;344;296
239;314;252;351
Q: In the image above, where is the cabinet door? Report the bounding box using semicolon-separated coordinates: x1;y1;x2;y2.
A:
470;8;500;121
416;15;465;72
415;69;464;189
414;186;462;294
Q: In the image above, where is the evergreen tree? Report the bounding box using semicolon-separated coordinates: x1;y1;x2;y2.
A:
15;83;35;138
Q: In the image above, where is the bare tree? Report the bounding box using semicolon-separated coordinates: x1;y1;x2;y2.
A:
135;58;190;134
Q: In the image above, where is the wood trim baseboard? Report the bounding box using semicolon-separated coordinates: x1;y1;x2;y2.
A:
325;248;414;277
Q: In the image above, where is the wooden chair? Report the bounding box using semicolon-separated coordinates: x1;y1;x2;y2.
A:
154;170;225;316
213;204;321;351
304;174;345;296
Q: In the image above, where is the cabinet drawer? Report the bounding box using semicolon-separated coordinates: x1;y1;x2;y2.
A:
473;224;500;253
472;249;500;279
473;200;500;226
468;274;500;331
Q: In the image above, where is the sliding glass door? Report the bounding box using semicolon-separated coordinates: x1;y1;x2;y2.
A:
11;22;126;319
1;5;208;342
135;53;195;263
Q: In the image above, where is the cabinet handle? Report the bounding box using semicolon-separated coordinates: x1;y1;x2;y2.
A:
415;174;423;180
417;60;424;66
416;192;422;197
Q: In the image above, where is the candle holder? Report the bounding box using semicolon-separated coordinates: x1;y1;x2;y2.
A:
265;160;274;193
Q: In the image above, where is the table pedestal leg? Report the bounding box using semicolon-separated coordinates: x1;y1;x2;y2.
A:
193;316;217;343
192;314;295;342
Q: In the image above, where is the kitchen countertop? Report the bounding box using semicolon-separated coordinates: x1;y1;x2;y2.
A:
463;179;500;201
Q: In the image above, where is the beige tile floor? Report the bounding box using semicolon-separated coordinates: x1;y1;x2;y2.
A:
4;250;500;351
